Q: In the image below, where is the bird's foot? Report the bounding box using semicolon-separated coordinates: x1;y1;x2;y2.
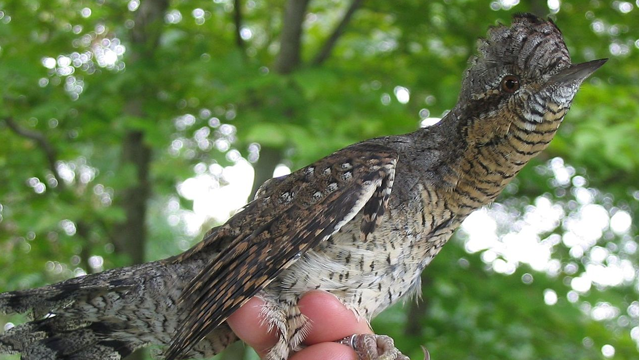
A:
338;334;410;360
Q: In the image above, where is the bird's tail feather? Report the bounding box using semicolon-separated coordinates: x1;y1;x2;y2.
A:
0;261;179;360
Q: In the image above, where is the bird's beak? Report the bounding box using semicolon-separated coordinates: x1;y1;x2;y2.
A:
548;58;608;85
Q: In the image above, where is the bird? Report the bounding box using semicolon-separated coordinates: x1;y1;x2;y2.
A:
0;13;606;360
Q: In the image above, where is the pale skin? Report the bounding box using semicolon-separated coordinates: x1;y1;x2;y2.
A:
228;291;373;360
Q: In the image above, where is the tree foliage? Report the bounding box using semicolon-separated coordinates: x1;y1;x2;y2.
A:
0;0;637;360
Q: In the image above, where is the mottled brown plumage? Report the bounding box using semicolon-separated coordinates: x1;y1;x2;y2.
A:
0;14;605;360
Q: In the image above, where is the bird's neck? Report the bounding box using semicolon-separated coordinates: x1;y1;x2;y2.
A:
411;105;562;218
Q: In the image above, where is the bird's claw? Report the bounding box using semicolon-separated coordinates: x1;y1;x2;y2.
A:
338;334;410;360
421;345;430;360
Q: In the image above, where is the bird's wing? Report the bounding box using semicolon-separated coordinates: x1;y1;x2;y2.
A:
165;142;398;360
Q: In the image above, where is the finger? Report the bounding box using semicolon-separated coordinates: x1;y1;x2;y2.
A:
299;290;373;345
290;342;359;360
228;291;374;359
227;297;277;358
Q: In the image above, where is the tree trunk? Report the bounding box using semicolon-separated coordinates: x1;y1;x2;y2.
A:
273;0;310;74
526;0;548;17
249;146;284;198
114;0;169;359
405;273;431;336
113;128;150;266
248;0;311;198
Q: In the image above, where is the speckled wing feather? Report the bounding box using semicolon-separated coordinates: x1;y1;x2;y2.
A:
165;142;398;360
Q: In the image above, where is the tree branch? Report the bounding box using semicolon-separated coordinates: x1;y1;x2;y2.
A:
3;116;101;276
234;0;245;51
311;0;364;66
3;117;65;190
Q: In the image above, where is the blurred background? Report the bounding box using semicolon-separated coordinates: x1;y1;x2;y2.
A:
0;0;637;359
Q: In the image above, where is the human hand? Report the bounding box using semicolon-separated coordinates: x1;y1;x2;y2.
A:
227;291;373;360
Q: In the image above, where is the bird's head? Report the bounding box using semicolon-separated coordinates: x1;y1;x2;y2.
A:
455;13;606;147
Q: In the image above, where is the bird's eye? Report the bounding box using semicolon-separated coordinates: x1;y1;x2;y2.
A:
500;75;520;93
